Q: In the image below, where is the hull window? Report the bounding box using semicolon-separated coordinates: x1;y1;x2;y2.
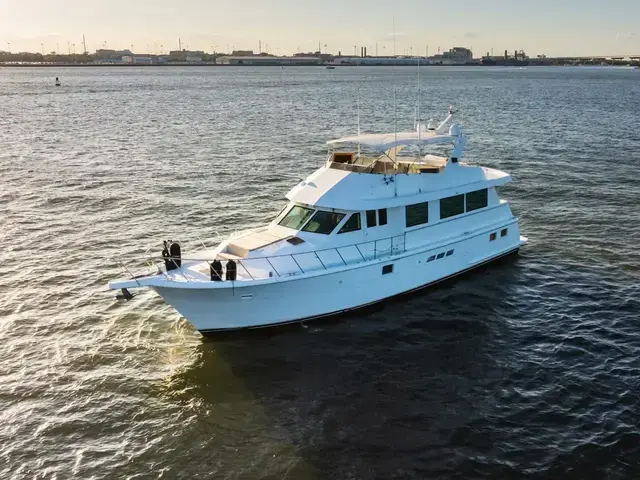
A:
338;213;361;234
466;189;488;212
490;232;497;241
382;264;393;275
378;208;388;226
501;228;508;237
366;210;377;228
428;250;454;262
440;194;465;219
405;202;429;227
302;211;345;234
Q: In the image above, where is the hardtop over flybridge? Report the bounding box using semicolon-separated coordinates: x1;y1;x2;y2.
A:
109;108;527;334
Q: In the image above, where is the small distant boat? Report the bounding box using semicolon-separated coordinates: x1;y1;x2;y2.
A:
55;77;61;86
325;65;336;70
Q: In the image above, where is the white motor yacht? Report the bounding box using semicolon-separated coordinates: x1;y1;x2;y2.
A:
109;109;527;334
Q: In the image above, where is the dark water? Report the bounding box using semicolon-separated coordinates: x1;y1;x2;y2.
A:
1;65;639;479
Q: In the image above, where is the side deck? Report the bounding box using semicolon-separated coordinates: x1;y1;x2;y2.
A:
110;209;522;290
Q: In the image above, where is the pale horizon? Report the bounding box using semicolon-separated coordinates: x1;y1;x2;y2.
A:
1;0;639;57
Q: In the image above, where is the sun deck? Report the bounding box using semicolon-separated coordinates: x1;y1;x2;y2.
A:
328;153;448;174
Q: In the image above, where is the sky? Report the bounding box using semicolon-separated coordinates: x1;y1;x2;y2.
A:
0;0;638;57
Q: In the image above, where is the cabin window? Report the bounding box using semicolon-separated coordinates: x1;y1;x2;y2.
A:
338;213;361;234
440;194;465;219
278;205;315;230
366;210;377;228
405;202;429;228
427;255;436;262
302;211;345;235
466;189;488;212
490;232;497;241
446;249;454;256
382;264;393;275
501;228;508;237
378;209;388;226
436;252;445;259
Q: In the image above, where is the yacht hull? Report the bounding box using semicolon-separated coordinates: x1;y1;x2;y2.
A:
152;232;524;334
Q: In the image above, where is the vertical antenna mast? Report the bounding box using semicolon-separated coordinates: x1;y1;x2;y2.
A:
393;12;397;150
357;56;361;136
392;11;397;189
82;34;87;54
417;47;421;144
356;54;361;157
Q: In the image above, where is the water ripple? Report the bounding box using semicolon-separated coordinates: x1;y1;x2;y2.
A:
0;66;639;479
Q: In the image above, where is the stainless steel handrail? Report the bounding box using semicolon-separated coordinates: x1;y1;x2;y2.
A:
139;232;408;281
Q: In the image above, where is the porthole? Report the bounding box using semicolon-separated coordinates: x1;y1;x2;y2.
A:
436;252;445;259
382;264;393;275
490;232;497;241
501;228;508;237
427;255;436;262
446;250;454;256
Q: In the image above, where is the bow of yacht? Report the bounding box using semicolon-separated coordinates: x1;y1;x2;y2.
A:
109;109;527;334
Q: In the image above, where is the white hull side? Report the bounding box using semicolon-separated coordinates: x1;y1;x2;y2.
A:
153;225;523;333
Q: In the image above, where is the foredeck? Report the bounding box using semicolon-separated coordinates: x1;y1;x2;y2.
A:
119;233;410;288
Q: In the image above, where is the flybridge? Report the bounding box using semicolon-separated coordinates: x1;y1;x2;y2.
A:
327;128;463;151
325;107;465;175
328;106;460;151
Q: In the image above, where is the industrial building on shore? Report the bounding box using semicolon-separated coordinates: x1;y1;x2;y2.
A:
326;47;474;66
2;43;638;67
216;55;322;65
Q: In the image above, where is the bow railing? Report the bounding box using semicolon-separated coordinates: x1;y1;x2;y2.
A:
130;232;409;283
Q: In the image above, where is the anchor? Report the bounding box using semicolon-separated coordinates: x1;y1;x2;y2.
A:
115;288;136;301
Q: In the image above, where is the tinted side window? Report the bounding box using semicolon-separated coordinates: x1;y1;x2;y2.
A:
338;213;361;234
466;189;488;212
405;202;428;227
440;195;464;219
366;210;377;227
378;209;388;226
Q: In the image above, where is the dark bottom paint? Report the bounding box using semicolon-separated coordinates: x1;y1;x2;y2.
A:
199;248;521;338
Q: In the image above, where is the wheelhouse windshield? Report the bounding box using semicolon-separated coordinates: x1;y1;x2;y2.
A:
278;205;315;230
302;211;345;235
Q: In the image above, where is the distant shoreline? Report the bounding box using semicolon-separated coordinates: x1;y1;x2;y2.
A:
1;62;637;68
